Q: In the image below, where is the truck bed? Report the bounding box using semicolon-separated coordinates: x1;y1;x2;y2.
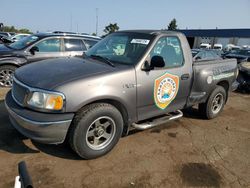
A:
187;58;237;106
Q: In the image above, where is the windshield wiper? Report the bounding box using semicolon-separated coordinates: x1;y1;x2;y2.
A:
90;55;115;67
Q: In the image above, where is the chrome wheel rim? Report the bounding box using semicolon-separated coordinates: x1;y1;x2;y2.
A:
0;69;14;87
86;116;116;150
212;93;224;114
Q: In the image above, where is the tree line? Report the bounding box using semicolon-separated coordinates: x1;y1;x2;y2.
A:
101;18;177;36
0;23;32;34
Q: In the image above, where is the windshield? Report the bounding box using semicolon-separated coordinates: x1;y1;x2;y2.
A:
85;33;154;65
9;35;39;50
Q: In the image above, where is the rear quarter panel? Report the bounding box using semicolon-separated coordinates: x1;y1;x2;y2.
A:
189;58;237;105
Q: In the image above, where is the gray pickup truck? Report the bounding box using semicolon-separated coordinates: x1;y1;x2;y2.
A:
5;30;238;159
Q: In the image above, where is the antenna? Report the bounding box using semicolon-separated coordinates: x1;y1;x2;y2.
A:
96;8;98;36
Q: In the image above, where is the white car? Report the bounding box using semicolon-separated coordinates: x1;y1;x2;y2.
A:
200;43;211;49
224;44;241;51
11;33;30;42
213;44;223;50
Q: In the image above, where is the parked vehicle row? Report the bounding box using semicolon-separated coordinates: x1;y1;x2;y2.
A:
223;49;250;63
0;32;101;87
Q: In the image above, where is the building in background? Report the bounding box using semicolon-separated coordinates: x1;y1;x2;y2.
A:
179;29;250;49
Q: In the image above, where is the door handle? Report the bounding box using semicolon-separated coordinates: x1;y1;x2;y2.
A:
181;74;190;80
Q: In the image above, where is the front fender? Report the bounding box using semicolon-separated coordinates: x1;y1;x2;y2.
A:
56;69;137;122
0;57;26;66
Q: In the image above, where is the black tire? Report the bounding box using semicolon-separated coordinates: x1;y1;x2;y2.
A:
0;65;17;87
69;103;123;159
199;86;226;119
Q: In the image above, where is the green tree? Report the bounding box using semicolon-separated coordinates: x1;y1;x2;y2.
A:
19;28;32;34
103;23;119;35
167;18;178;30
1;24;32;34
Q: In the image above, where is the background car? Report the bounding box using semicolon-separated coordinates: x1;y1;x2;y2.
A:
0;32;101;87
0;34;13;44
192;49;222;61
237;61;250;92
213;43;223;50
0;32;12;38
224;49;250;63
10;33;30;42
200;43;211;49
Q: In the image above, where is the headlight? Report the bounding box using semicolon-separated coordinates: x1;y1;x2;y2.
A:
241;62;250;69
27;91;64;111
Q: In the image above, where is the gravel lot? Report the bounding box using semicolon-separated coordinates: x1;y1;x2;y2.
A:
0;88;249;188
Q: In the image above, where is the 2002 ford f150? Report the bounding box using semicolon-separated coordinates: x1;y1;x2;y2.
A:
5;30;238;159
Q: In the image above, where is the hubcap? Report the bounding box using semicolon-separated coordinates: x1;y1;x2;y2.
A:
86;116;116;150
0;69;14;87
211;93;224;114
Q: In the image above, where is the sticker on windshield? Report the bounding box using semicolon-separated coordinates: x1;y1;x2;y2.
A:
154;72;179;110
131;39;150;45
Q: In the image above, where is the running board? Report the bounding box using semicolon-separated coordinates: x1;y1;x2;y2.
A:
132;110;183;130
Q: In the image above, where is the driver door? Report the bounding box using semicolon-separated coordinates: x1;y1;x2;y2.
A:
136;36;192;121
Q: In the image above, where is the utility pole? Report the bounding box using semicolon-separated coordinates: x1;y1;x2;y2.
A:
0;23;3;31
96;8;98;36
70;13;72;31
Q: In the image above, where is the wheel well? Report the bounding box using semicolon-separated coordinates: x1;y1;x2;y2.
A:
217;80;229;102
0;63;19;68
84;99;129;136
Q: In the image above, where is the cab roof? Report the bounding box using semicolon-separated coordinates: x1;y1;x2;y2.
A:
117;30;183;36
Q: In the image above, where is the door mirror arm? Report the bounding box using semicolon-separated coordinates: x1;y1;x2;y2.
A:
29;46;39;55
141;60;153;71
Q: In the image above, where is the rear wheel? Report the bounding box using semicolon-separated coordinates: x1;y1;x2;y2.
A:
69;103;123;159
0;65;17;87
199;86;226;119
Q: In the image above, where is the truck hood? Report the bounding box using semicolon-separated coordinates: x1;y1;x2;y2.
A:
14;57;116;90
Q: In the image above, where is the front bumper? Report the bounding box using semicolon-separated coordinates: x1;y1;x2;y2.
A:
5;91;74;144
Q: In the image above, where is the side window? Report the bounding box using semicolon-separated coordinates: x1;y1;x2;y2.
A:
150;36;184;67
84;39;99;49
35;38;61;52
64;38;87;51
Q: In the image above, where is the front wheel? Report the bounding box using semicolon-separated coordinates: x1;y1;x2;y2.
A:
0;65;17;87
69;103;123;159
199;86;226;119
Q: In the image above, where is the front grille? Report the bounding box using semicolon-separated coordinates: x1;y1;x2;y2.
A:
12;78;29;106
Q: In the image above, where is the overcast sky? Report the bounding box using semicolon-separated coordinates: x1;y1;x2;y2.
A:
1;0;250;35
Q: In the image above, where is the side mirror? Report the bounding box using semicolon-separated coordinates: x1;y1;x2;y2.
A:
142;56;165;71
150;55;165;69
141;60;151;71
29;46;39;55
